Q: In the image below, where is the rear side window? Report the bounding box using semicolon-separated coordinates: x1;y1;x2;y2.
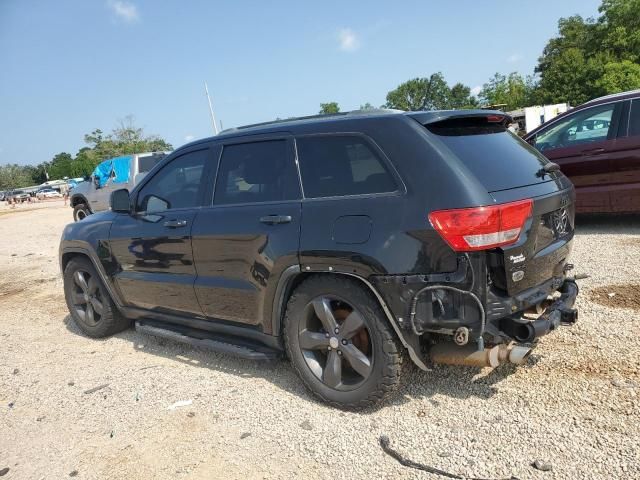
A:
296;136;396;198
629;99;640;137
426;117;550;192
214;140;300;205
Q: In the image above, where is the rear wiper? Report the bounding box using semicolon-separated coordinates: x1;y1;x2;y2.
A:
537;162;560;177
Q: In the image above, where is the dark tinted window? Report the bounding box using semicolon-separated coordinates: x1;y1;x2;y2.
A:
426;119;550;192
630;99;640;137
138;153;167;173
296;136;396;198
136;149;208;212
214;140;300;205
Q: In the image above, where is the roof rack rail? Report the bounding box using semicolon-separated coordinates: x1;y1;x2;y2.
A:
584;89;640;105
220;108;404;133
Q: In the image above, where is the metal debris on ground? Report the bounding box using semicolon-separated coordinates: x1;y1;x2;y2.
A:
532;460;553;472
167;399;193;410
378;435;520;480
83;383;109;394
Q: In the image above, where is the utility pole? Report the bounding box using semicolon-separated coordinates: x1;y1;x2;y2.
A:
204;81;219;135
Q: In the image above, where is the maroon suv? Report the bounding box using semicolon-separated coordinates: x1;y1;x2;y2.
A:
525;90;640;214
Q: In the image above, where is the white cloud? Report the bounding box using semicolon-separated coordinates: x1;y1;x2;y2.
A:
184;134;195;141
507;53;523;63
338;28;360;52
470;85;482;97
107;1;139;23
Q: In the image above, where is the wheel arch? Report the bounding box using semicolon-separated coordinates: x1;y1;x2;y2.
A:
71;194;90;209
60;247;124;309
271;270;428;370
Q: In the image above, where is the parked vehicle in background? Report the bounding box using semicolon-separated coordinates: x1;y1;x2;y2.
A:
70;152;169;221
7;190;31;203
36;188;63;199
526;89;640;214
60;109;580;408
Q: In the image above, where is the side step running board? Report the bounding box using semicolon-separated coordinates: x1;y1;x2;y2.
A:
135;321;281;361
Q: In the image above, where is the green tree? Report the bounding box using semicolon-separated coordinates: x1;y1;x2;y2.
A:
597;60;640;93
535;0;640;105
0;164;32;190
599;0;640;62
319;102;340;114
449;83;479;109
480;72;536;111
384;73;453;111
359;102;375;110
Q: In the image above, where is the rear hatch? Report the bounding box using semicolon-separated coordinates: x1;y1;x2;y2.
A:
415;112;575;296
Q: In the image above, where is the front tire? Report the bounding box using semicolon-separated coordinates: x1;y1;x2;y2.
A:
63;257;130;338
73;203;91;221
284;276;403;409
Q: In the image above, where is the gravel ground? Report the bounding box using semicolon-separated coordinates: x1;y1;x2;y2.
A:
1;203;639;480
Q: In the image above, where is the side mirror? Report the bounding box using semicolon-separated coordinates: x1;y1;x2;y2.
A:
110;189;131;213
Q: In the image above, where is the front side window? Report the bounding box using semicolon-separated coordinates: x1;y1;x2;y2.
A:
296;135;396;198
534;103;616;151
136;149;208;212
214;140;300;205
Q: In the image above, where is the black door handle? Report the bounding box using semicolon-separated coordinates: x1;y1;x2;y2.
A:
163;219;188;228
259;215;292;225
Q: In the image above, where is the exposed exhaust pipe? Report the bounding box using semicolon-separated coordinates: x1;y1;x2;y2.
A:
430;342;531;368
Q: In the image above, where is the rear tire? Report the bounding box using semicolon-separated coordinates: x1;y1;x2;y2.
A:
73;203;90;221
284;276;403;409
63;257;130;338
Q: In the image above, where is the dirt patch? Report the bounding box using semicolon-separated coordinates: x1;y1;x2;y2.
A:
0;286;26;300
618;237;640;248
590;284;640;310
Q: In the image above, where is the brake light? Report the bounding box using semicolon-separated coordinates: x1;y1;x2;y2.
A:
429;199;533;251
486;114;505;123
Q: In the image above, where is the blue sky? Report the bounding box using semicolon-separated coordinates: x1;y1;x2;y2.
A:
0;0;602;166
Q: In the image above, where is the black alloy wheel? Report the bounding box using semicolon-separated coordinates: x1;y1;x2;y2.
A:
69;269;105;327
298;295;373;390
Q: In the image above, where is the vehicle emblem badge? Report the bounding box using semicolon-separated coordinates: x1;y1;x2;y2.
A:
512;270;525;282
509;253;525;264
552;208;569;236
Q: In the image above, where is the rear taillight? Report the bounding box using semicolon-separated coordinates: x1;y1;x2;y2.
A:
429;199;533;251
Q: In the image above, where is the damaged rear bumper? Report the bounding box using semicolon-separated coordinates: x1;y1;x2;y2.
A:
499;279;578;343
370;254;580;370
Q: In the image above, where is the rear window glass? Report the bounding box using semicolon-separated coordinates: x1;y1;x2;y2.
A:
296;136;396;198
426;119;552;192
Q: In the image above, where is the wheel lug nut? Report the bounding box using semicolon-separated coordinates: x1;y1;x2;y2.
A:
337;351;342;356
334;328;339;334
341;339;347;345
327;346;331;351
325;333;330;338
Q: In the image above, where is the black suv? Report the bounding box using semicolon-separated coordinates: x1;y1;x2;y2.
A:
60;110;579;408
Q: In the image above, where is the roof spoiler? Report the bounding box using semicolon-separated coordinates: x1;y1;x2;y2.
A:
406;110;513;128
